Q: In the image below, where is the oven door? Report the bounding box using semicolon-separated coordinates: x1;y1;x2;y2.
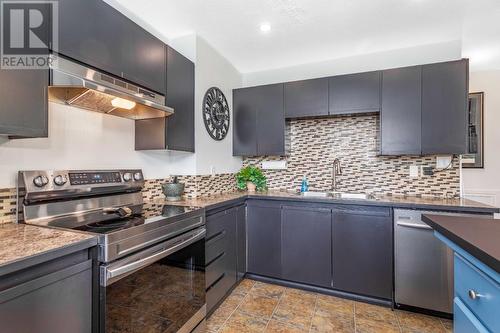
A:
100;227;206;333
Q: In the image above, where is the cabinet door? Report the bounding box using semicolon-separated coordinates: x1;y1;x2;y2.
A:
282;206;332;288
120;21;166;93
165;46;195;152
256;83;286;155
284;78;329;118
329;71;381;114
233;87;257;156
332;206;393;299
422;59;468;154
0;261;92;333
381;66;422;155
59;0;165;93
58;0;124;78
236;204;247;281
0;68;48;137
247;201;282;278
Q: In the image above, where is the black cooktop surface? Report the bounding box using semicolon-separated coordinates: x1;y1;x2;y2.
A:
73;204;201;234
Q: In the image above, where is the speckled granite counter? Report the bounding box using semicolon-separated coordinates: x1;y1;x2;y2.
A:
0;223;97;275
151;190;499;214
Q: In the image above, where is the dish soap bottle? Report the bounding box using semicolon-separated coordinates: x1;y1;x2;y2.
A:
300;176;309;193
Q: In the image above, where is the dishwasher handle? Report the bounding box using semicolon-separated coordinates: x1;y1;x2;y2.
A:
396;220;433;230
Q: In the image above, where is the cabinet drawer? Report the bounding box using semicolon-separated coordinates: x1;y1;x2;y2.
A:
206;210;232;238
206;229;229;263
206;252;232;288
455;253;500;332
454;297;488;333
206;271;237;314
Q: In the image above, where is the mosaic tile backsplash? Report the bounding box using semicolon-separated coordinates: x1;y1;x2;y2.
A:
244;114;460;198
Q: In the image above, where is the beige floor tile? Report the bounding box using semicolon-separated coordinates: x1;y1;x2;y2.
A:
354;302;398;325
310;313;355;333
239;293;280;319
221;292;246;309
220;310;269;333
272;304;314;330
397;311;446;333
281;290;317;309
355;318;400;333
251;281;287;299
316;295;354;319
207;309;231;332
440;318;453;333
265;320;309;333
233;279;257;295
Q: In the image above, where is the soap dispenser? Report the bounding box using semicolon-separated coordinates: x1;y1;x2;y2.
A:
300;176;309;193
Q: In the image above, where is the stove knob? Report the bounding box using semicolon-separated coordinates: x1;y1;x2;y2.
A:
123;172;132;182
33;175;49;188
54;175;67;186
133;172;142;181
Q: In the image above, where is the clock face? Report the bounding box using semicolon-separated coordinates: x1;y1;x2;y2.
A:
203;87;230;141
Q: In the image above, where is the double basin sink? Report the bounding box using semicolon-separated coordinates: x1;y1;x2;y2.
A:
300;191;375;200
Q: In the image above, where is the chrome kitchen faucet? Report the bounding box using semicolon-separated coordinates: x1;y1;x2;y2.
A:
332;158;343;191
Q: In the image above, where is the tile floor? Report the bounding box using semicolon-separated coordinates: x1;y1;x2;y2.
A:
207;279;453;333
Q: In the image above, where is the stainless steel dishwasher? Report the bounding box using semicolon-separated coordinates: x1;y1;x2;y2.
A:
394;209;492;314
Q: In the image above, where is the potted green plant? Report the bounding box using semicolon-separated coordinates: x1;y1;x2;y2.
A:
236;166;267;192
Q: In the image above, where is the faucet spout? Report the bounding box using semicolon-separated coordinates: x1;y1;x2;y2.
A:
332;158;342;191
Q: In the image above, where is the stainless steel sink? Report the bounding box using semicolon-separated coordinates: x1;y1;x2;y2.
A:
301;191;374;200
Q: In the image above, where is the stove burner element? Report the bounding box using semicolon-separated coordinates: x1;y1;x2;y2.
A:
75;216;145;234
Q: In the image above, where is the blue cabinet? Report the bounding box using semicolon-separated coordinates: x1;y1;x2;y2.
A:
435;233;500;333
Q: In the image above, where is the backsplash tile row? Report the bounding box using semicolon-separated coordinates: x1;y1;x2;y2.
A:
244;114;460;198
0;188;17;224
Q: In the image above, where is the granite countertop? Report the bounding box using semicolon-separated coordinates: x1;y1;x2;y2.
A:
0;223;97;274
422;214;500;273
152;190;499;213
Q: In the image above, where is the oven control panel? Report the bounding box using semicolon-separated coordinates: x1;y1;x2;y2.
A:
68;172;123;185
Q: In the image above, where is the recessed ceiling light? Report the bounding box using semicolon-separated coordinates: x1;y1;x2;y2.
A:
260;23;271;33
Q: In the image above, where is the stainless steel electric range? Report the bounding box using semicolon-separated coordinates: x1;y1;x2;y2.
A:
17;169;206;333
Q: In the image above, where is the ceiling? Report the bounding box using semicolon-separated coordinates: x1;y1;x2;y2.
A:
109;0;500;73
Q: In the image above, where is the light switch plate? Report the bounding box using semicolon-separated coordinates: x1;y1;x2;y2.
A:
409;165;419;178
436;155;453;169
262;160;287;170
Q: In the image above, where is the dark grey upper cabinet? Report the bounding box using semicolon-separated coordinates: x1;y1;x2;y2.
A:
58;0;166;93
332;206;393;300
165;46;195;152
284;78;329;118
233;84;287;156
233;87;258;156
256;84;286;155
282;206;332;288
329;71;381;115
381;66;422;155
247;201;282;278
0;68;48;138
421;59;468;154
135;47;194;151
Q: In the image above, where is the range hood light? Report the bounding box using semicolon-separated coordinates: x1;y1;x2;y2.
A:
111;97;136;110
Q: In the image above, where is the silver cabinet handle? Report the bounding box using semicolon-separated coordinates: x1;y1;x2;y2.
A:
468;290;483;300
396;221;433;230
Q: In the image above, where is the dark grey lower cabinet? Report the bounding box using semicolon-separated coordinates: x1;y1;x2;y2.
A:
247;200;282;278
0;259;93;333
236;204;247;281
206;207;237;314
332;206;393;300
281;206;332;288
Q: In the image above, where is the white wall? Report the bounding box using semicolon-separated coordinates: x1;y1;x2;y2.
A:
462;70;500;207
194;36;243;175
243;40;462;86
0;35;243;189
0;103;196;188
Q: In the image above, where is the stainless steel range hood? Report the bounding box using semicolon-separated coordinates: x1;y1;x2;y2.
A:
48;56;173;120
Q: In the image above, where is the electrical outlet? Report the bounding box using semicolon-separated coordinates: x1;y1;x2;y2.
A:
210;166;215;176
409;165;419;178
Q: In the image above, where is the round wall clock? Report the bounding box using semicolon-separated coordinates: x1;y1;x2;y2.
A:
203;87;230;141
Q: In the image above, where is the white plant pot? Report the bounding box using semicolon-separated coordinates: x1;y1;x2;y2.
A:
246;182;256;192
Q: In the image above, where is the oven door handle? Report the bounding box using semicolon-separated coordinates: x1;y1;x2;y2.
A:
101;227;206;286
